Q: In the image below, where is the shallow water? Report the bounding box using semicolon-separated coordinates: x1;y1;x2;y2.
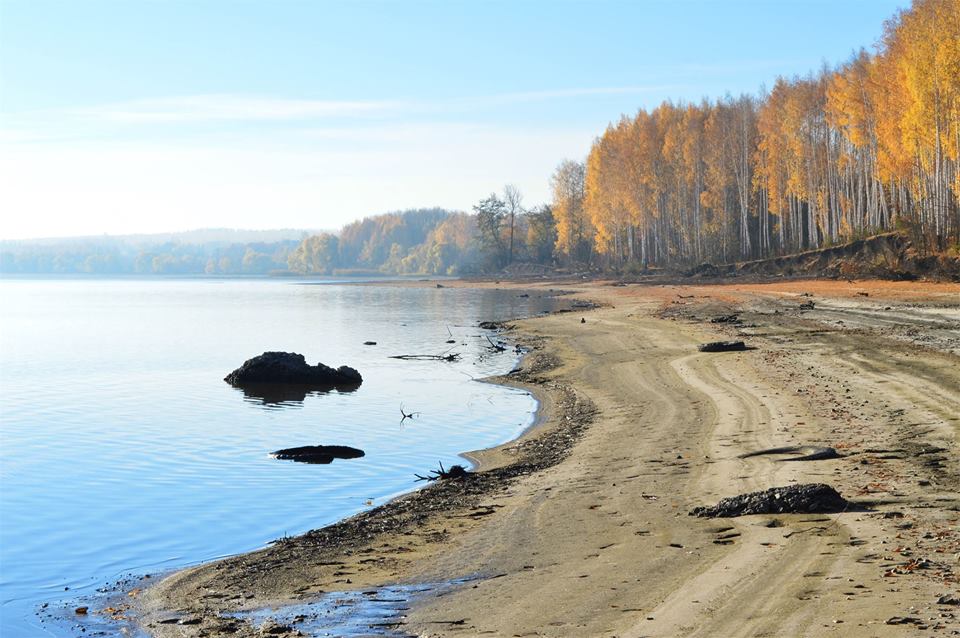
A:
232;578;477;638
0;278;563;637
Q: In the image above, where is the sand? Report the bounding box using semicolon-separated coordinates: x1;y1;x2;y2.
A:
133;279;960;637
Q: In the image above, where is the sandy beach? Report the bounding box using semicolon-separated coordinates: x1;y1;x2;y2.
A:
133;279;960;637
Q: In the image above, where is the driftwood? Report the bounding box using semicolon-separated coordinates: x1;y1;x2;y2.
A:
415;461;469;482
739;445;841;462
698;340;748;352
390;353;461;362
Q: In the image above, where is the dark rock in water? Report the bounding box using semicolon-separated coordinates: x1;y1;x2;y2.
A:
225;352;361;388
363;341;377;346
698;340;747;352
272;445;365;464
478;321;503;330
690;483;848;518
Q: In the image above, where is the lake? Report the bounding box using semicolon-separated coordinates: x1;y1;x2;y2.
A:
0;278;564;637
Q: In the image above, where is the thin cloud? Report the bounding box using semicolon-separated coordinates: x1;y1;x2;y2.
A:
52;87;679;125
68;94;406;123
473;85;684;103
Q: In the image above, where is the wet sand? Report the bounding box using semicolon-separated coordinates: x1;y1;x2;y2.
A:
134;279;960;637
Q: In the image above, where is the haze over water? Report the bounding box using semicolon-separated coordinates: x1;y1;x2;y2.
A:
0;279;563;637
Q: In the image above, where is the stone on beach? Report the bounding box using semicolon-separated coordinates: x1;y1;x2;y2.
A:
697;340;748;353
690;483;849;518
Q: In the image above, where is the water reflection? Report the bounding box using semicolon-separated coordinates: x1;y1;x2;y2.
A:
233;382;360;407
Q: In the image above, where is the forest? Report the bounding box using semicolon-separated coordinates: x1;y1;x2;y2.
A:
565;0;959;267
292;0;958;275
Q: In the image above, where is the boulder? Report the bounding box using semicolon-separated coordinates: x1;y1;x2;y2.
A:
690;483;848;518
224;352;361;388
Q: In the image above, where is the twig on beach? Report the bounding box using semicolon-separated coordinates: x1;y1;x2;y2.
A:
414;461;468;482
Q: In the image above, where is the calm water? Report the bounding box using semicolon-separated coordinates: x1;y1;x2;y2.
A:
0;279;563;637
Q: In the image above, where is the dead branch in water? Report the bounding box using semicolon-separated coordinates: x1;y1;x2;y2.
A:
400;403;420;423
390;353;461;362
485;336;507;352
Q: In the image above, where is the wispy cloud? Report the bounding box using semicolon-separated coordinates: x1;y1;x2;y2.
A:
67;94;406;123
0;122;596;239
47;86;675;125
460;85;684;107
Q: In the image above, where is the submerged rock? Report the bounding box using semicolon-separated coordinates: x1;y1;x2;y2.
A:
272;445;365;464
690;483;848;518
225;352;362;388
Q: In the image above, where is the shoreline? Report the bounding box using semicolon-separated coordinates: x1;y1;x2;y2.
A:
130;278;960;637
129;286;597;637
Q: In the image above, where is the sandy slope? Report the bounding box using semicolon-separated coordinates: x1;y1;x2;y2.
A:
135;281;960;637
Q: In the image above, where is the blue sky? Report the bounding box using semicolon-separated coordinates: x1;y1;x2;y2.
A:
0;0;906;239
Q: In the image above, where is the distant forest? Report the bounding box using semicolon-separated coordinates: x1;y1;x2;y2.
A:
0;205;555;277
287;201;557;276
0;229;308;275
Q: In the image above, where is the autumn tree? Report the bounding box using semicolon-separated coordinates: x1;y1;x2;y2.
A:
552;159;592;264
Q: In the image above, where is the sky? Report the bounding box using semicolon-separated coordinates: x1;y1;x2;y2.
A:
0;0;907;240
